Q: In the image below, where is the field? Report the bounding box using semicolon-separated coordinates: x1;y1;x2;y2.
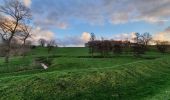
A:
0;47;170;100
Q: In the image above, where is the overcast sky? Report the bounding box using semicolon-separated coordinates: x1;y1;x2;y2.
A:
1;0;170;46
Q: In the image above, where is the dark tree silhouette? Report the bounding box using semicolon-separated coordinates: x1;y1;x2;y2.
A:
156;41;169;54
88;33;96;57
142;32;152;46
46;39;57;61
47;40;57;53
100;40;112;57
132;32;146;57
132;44;145;57
39;38;47;47
113;44;122;55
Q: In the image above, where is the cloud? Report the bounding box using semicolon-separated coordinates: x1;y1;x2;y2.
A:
31;0;170;26
113;30;170;43
29;27;55;45
56;32;90;47
154;27;170;41
34;18;69;30
110;13;129;24
81;32;90;42
22;0;32;7
113;32;136;42
25;0;170;46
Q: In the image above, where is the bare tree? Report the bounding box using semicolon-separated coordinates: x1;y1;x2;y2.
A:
19;23;32;47
46;39;57;61
133;32;152;46
133;33;143;44
132;44;145;57
88;33;96;57
47;39;57;53
113;44;122;55
0;0;31;63
90;33;95;41
20;23;32;57
155;40;169;54
132;32;146;57
141;32;152;46
39;38;47;47
100;40;112;57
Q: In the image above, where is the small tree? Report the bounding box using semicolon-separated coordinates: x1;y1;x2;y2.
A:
133;33;141;44
99;40;112;57
142;32;152;46
47;40;57;54
156;41;169;54
18;22;32;57
140;32;152;51
19;40;31;57
88;33;96;57
46;39;57;61
113;44;122;55
39;38;46;47
132;33;146;57
132;44;145;57
20;23;32;47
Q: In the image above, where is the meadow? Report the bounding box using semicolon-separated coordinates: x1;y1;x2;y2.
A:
0;47;170;100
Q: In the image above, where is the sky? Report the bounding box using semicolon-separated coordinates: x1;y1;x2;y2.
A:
1;0;170;46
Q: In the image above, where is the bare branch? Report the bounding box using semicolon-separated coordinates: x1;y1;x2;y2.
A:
0;0;32;63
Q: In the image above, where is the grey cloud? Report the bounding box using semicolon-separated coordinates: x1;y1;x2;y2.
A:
31;0;170;27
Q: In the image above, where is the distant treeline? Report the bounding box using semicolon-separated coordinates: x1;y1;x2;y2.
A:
86;33;170;57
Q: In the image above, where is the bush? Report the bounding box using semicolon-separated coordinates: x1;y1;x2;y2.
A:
113;44;122;55
132;44;146;57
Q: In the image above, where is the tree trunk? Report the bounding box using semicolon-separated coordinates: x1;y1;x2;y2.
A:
5;49;9;63
22;42;26;58
22;47;26;59
4;41;11;63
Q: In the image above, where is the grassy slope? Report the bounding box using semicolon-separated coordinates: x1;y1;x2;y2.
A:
0;47;170;100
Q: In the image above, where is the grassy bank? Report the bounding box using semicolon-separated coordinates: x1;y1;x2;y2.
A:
0;47;170;100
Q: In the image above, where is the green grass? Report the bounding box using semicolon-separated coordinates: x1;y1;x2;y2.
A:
0;47;170;100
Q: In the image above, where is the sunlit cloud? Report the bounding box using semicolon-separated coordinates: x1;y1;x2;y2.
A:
81;32;91;42
154;27;170;41
22;0;32;7
29;27;55;45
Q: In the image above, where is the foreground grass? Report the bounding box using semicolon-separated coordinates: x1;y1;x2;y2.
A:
0;47;170;100
0;56;170;100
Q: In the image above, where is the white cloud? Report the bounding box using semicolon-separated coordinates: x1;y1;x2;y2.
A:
22;0;32;7
113;32;136;42
30;27;55;45
81;32;91;42
56;32;91;47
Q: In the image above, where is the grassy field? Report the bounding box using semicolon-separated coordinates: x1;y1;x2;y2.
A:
0;47;170;100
